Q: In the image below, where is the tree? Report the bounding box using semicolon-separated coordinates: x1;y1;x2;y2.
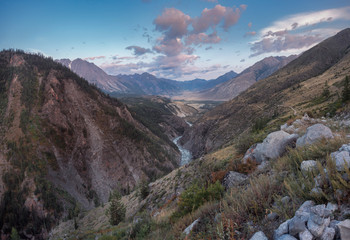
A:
106;191;125;225
342;76;350;102
322;81;330;99
10;228;20;240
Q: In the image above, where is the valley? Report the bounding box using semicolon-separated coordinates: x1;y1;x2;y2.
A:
1;19;350;240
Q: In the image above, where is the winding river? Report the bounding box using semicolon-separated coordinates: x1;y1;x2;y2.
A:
173;136;192;166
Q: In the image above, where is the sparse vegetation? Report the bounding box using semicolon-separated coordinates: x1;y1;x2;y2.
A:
107;191;126;226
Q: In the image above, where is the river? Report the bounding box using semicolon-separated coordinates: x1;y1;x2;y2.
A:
173;136;192;165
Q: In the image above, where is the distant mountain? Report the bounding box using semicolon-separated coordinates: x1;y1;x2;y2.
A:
57;59;237;96
181;28;350;158
179;56;297;101
56;58;127;92
0;50;182;238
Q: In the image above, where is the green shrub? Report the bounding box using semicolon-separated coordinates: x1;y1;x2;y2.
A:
176;181;224;217
139;180;150;200
106;191;126;226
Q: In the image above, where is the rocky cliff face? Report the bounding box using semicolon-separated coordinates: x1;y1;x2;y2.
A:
181;28;350;158
0;50;180;238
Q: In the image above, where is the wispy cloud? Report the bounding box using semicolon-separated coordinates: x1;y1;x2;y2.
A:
126;45;153;56
84;56;106;61
250;6;350;57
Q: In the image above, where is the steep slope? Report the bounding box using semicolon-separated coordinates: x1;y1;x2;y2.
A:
181;28;350;158
0;50;180;238
57;58;237;96
179;55;296;101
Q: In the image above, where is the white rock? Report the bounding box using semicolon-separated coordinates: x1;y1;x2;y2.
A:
250;231;268;240
274;220;290;240
307;217;330;238
299;229;313;240
330;151;350;171
296;124;333;147
337;219;350;240
183;218;200;235
320;227;335;240
222;171;248;189
276;235;297;240
253;131;298;163
326;202;338;213
300;160;318;173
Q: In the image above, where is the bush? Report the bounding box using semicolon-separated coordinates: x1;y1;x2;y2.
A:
106;191;126;226
176;181;224;217
139;180;150;200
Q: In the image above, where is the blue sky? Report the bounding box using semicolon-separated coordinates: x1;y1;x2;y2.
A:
1;0;349;80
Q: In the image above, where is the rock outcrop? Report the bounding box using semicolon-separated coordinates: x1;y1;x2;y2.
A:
296;124;334;147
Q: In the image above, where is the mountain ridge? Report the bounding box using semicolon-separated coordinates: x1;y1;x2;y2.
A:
56;58;238;96
181;28;350;158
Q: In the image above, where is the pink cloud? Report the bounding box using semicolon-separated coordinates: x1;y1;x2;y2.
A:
153;37;184;56
154;8;191;39
192;4;246;33
185;32;221;45
244;31;256;37
248;22;252;28
84;56;106;61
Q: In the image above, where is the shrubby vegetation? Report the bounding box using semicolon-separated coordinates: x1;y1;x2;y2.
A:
107;190;126;226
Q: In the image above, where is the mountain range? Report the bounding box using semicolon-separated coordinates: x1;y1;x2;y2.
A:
57;56;296;101
181;28;350;158
56;58;238;96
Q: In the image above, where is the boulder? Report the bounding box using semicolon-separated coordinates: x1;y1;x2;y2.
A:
326;202;338;213
339;143;350;152
337;219;350;240
320;227;335;240
267;212;279;221
222;171;248;189
252;131;298;164
295;201;315;216
274;220;290;240
288;216;307;236
300;160;318;173
307;217;330;238
276;234;297;240
250;231;268;240
296;124;333;147
330;151;350;171
299;229;313;240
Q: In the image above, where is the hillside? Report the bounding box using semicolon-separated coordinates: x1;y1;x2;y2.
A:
57;59;237;96
181;28;350;158
175;55;297;101
0;50;181;239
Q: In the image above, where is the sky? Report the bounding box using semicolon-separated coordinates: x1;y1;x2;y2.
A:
1;0;350;81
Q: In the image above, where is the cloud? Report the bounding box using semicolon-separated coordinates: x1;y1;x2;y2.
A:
248;22;252;28
260;7;350;35
244;31;256;37
192;4;245;33
205;46;213;50
84;56;106;61
185;32;221;45
250;7;350;57
154;8;191;39
240;59;245;62
126;45;153;56
250;31;324;57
